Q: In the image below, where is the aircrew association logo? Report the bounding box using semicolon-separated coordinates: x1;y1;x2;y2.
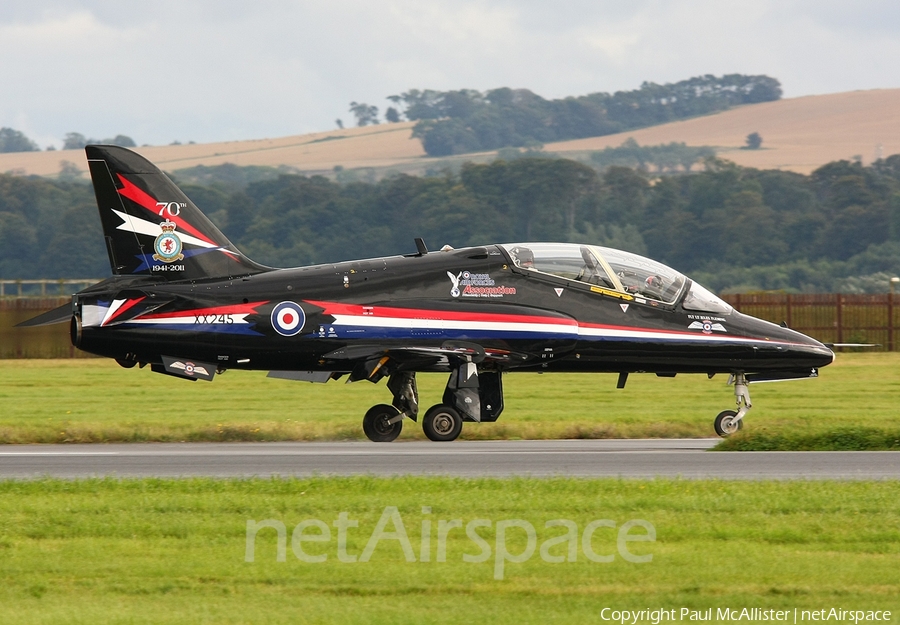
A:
153;220;184;263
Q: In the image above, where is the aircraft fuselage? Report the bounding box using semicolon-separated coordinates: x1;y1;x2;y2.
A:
73;244;833;377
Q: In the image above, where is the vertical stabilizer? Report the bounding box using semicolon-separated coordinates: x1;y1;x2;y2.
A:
86;145;268;281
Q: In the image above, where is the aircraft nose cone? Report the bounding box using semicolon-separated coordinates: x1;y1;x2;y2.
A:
782;328;835;368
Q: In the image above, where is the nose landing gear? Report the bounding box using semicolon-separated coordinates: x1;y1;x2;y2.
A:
714;372;751;437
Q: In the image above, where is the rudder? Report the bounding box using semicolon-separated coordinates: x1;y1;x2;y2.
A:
86;145;268;281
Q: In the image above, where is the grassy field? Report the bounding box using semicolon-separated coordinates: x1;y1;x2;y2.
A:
0;353;898;444
0;477;898;624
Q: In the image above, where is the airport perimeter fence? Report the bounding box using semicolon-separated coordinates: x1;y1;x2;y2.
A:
721;293;898;351
1;289;897;358
0;280;102;358
1;296;82;358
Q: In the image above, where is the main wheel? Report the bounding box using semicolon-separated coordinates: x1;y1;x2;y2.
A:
422;404;463;442
714;410;743;437
362;404;402;442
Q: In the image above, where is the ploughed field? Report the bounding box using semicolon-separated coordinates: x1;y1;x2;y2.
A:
1;89;899;179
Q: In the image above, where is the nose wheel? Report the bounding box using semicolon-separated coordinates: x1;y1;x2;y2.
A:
714;372;751;437
714;410;743;436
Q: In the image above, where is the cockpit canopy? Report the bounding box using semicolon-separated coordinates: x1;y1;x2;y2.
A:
500;243;732;314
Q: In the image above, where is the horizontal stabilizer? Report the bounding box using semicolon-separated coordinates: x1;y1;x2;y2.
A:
15;301;72;327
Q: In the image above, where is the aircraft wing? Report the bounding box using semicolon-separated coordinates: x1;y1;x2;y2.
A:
321;341;529;382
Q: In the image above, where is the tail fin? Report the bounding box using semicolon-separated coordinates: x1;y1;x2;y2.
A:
86;145;268;281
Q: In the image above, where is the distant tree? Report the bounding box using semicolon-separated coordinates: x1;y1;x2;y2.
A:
63;132;88;150
589;139;717;172
392;89;444;120
0;128;39;153
745;132;763;150
385;107;401;123
349;102;379;126
58;160;84;181
395;75;782;156
1;152;899;291
335;119;344;129
64;133;136;149
104;135;136;147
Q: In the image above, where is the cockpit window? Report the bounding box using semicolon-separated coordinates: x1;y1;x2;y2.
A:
596;246;686;304
502;242;688;305
682;281;733;314
505;244;616;289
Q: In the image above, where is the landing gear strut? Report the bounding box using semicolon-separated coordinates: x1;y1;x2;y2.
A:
360;359;504;442
714;372;751;437
419;359;502;442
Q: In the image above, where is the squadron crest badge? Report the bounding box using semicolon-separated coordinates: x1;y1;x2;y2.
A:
153;220;184;263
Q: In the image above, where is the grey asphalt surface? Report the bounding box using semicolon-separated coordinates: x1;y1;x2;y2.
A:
0;439;898;479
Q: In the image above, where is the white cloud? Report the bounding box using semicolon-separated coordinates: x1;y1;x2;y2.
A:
0;0;898;147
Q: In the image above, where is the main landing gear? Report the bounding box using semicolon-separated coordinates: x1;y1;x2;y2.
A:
422;405;463;442
714;372;751;437
362;404;404;442
361;363;504;443
361;372;418;443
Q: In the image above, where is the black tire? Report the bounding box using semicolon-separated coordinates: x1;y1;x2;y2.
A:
714;410;743;437
422;404;463;442
362;404;402;442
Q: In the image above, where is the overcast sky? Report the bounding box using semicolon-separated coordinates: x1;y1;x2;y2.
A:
2;1;899;148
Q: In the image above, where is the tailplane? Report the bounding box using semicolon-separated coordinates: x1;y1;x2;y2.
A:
86;145;268;281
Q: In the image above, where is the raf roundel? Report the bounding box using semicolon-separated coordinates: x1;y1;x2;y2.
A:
271;301;306;337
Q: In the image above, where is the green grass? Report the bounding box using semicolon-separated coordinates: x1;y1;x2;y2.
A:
715;427;900;451
0;477;898;624
0;353;898;443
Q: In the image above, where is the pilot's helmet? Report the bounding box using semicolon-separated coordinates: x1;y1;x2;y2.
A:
512;247;534;268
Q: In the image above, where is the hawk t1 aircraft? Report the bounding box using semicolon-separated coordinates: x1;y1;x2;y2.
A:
21;146;835;441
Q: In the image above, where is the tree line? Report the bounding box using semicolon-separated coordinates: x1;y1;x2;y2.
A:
0;129;136;153
346;74;781;156
1;154;899;294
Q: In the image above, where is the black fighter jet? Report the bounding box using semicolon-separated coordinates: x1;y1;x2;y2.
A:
21;146;835;442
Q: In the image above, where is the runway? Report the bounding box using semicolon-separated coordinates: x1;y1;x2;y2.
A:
1;439;899;479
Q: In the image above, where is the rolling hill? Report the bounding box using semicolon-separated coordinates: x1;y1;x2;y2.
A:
1;88;898;179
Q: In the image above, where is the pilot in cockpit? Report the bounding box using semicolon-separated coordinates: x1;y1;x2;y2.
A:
617;270;666;300
510;247;535;269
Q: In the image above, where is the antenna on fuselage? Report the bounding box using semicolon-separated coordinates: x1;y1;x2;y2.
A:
414;237;428;256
